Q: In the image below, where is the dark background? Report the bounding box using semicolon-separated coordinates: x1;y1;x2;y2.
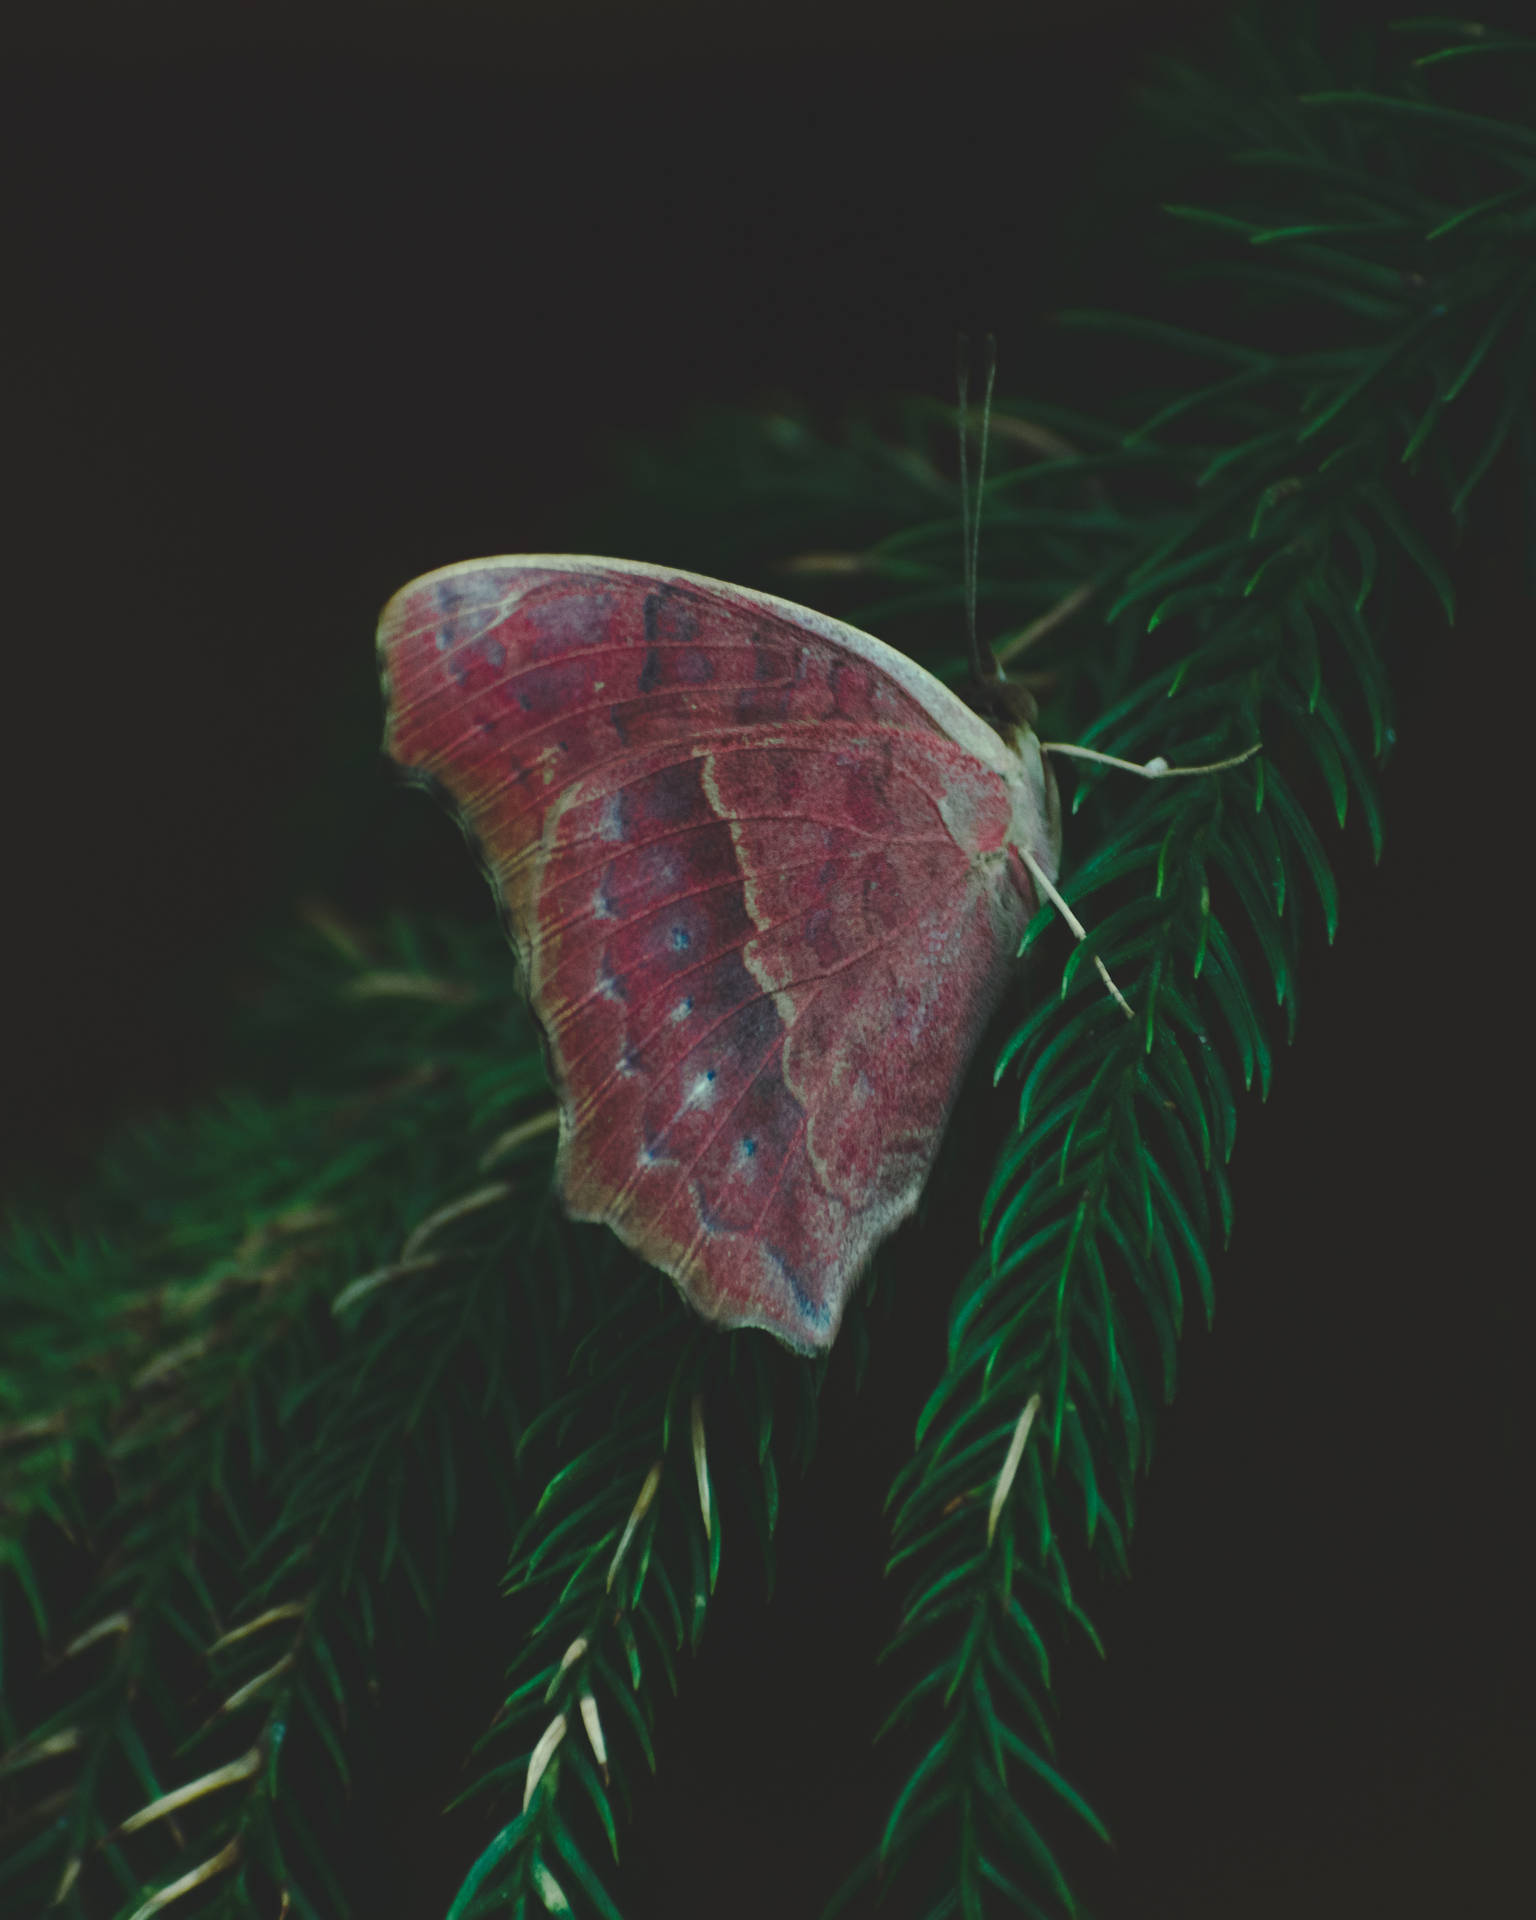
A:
4;2;1529;1916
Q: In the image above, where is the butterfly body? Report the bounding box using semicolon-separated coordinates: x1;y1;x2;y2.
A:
379;557;1060;1352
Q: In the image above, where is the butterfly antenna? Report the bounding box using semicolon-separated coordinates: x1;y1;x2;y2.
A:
970;333;999;684
956;333;975;669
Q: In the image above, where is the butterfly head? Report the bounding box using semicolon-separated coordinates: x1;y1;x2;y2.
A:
963;668;1062;883
966;669;1040;748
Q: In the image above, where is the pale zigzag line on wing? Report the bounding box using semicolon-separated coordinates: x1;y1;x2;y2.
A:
545;796;952;882
561;880;976;1131
430;728;939;886
536;832;944;947
557;835;974;1071
712;886;992;1208
541;803;951;876
551;860;970;1085
663;893;965;1308
498;802;947;897
487;796;957;911
430;728;962;872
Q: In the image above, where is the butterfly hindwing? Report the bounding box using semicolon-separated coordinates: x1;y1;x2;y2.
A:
379;557;1050;1350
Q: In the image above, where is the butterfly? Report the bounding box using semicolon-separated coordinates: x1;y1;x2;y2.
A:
378;554;1072;1353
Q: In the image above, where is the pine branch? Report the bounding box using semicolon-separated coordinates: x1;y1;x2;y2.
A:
444;1286;819;1917
1;922;572;1917
844;17;1535;1915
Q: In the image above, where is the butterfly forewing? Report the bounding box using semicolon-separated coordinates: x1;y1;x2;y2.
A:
379;557;1053;1350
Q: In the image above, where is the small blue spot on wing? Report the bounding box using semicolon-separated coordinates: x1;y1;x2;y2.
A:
766;1247;829;1328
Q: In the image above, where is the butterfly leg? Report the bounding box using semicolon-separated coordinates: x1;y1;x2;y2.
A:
1011;841;1135;1021
1039;741;1262;779
1022;740;1261;1016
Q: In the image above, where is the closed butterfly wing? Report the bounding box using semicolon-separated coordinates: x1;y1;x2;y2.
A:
378;557;1060;1352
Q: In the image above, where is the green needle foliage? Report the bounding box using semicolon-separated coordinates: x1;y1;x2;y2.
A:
4;11;1533;1919
1;922;572;1916
443;1291;817;1920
